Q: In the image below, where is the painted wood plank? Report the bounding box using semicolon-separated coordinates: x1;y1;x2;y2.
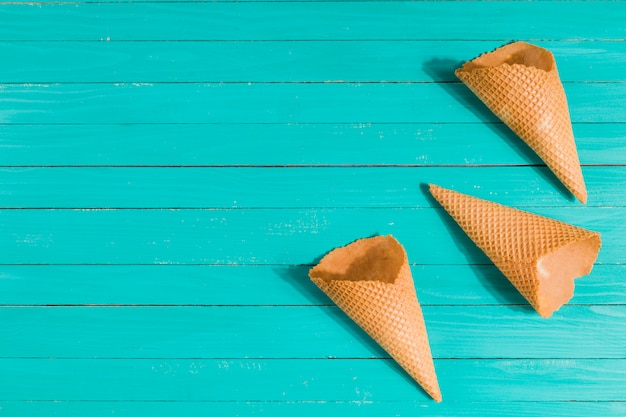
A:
0;264;623;306
0;207;618;265
2;400;624;417
0;83;624;124
1;358;624;401
1;305;624;359
0;166;622;209
2;0;622;413
1;3;624;41
2;40;624;83
0;123;622;166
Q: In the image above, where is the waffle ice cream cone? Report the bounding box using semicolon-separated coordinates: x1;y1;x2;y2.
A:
456;42;587;203
429;184;601;318
309;235;441;402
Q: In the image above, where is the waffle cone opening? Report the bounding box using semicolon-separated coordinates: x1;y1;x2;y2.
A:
534;234;602;317
458;42;555;73
309;235;405;284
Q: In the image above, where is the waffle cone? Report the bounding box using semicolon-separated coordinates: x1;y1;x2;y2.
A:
309;235;441;402
456;42;587;203
429;184;601;318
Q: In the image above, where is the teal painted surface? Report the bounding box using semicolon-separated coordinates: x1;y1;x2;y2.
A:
2;40;625;82
0;123;623;166
1;401;625;417
1;2;625;41
0;207;621;264
2;83;625;124
0;0;624;415
2;264;624;306
1;358;625;401
0;166;625;208
1;305;625;358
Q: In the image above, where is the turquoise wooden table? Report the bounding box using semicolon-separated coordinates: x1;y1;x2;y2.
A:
1;1;625;415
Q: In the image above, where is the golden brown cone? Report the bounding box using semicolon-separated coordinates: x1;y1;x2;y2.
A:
309;235;442;402
429;184;601;318
455;41;587;203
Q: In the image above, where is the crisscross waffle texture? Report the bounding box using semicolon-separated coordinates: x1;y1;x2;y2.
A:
455;41;587;203
309;235;441;402
430;184;601;317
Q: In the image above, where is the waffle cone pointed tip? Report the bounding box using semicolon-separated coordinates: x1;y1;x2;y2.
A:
456;42;587;203
428;183;443;195
573;186;588;205
429;185;601;317
309;235;441;401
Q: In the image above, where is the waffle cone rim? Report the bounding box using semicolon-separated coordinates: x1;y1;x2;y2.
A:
455;41;557;76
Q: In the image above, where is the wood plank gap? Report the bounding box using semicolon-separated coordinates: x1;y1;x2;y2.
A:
1;303;623;307
0;164;622;168
1;121;623;126
2;357;624;361
2;37;625;42
1;80;622;85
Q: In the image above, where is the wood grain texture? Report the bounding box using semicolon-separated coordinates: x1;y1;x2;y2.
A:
2;400;625;417
1;358;624;401
0;166;623;208
1;0;624;413
2;40;625;82
0;123;623;166
1;83;625;124
1;2;624;41
0;207;618;265
2;264;623;306
1;305;624;359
